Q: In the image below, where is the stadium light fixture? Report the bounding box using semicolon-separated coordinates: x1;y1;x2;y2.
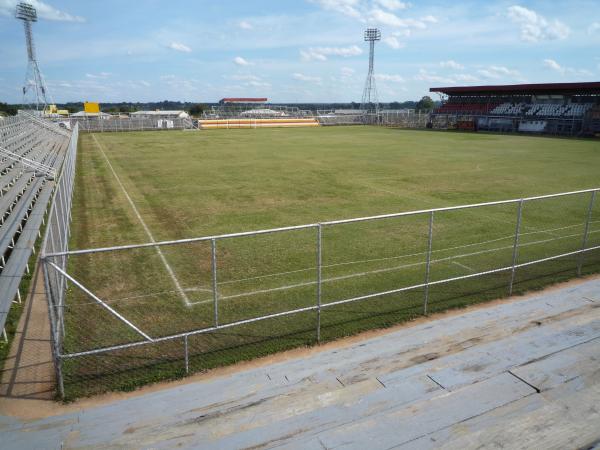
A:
15;2;37;21
364;28;381;42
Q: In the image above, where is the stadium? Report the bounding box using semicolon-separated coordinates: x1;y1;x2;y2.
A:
2;1;600;448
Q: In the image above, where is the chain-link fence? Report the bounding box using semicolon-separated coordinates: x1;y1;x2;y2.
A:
41;184;600;399
40;122;78;396
54;117;195;132
317;111;429;127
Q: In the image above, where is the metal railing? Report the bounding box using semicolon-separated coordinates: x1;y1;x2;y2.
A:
0;144;57;178
41;183;600;398
53;117;195;132
40;123;78;395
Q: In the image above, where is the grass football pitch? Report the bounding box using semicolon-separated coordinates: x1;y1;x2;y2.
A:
62;126;600;398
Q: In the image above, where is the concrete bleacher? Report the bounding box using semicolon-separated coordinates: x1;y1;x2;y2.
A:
0;113;70;339
2;277;599;447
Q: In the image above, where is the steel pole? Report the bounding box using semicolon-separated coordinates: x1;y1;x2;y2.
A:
211;238;219;327
578;190;596;276
42;259;64;399
509;200;524;296
184;335;189;374
423;211;434;314
316;224;322;343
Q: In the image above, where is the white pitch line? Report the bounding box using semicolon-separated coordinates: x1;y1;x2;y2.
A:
188;228;600;306
80;226;600;308
92;134;192;306
216;221;593;286
452;260;475;272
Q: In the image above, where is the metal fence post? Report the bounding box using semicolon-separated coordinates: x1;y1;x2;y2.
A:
423;211;434;315
316;224;323;343
578;190;596;276
509;199;524;296
184;335;189;374
211;238;218;327
42;258;65;399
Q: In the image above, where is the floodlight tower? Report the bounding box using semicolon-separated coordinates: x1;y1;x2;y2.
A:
15;2;50;111
360;28;381;115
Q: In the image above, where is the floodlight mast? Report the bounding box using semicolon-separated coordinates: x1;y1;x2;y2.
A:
15;2;50;112
360;28;381;116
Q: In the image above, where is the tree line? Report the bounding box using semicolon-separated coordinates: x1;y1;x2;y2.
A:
0;96;437;117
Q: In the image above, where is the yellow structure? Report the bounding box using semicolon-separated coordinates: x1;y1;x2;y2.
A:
84;102;100;114
198;118;320;129
44;104;69;116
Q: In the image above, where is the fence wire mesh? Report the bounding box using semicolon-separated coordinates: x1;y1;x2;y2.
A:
42;183;600;399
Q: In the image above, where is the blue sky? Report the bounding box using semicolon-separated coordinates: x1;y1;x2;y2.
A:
1;0;599;103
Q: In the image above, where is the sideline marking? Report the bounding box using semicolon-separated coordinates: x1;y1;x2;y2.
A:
91;134;192;306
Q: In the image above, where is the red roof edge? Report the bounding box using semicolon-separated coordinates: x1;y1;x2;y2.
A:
430;82;600;95
221;98;268;103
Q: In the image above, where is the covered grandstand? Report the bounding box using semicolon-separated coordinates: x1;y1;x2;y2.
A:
430;82;600;136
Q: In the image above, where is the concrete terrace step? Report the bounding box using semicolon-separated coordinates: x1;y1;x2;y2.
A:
1;277;599;449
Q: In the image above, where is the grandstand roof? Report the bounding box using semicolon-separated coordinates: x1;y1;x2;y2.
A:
220;98;268;104
430;82;600;96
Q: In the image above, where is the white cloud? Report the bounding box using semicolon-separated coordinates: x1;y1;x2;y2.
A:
414;69;454;84
228;74;261;81
226;74;270;87
300;50;326;62
542;59;593;77
476;66;520;80
139;80;151;87
440;60;464;70
300;45;362;61
233;56;253;66
543;58;564;73
309;0;436;41
159;75;201;92
293;73;322;83
369;8;432;29
421;15;438;24
507;5;570;42
588;22;600;35
414;69;480;84
309;0;361;18
85;72;111;79
247;80;271;88
0;0;85;22
383;36;404;49
454;74;480;83
341;67;355;77
376;74;405;82
239;20;253;30
168;42;192;53
375;0;407;11
369;8;403;26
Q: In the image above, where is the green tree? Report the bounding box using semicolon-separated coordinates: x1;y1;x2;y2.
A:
416;96;435;112
0;102;18;116
188;103;206;116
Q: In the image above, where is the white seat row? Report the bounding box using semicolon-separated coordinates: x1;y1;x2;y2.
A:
490;102;594;118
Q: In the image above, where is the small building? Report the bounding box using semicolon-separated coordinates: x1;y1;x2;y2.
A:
130;110;190;119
